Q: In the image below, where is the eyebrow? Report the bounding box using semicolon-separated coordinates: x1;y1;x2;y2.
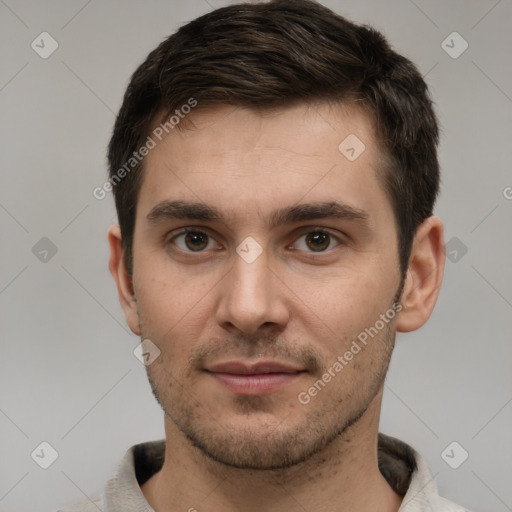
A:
146;199;369;229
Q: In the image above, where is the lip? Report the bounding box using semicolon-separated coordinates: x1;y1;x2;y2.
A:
206;360;304;396
208;360;302;375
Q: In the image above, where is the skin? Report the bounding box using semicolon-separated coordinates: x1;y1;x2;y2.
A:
109;102;445;512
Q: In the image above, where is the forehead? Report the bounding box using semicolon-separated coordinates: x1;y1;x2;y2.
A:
137;103;391;225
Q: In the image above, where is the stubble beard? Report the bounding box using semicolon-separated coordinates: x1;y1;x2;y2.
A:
143;321;396;471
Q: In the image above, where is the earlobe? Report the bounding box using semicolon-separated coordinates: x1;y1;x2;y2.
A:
396;216;445;333
108;225;141;336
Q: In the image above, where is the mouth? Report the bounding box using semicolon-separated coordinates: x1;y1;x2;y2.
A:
205;360;305;396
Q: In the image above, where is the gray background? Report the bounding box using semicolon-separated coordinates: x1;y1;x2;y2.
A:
1;0;511;510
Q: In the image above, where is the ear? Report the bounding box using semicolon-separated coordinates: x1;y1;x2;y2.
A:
396;216;445;333
108;225;141;336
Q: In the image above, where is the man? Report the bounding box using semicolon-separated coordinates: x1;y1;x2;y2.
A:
66;0;470;510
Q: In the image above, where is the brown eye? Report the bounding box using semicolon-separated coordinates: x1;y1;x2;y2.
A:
305;231;331;251
292;229;340;252
185;231;209;251
173;230;213;252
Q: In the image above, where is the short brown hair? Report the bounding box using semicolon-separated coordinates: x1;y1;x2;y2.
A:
107;0;440;276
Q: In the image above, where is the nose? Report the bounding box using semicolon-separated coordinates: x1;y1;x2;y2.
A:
215;248;290;335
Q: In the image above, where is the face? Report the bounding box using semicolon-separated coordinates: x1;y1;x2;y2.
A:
126;103;403;469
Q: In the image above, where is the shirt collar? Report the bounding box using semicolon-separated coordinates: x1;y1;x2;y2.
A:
102;434;448;512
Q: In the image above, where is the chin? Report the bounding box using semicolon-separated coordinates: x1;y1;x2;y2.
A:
172;401;358;471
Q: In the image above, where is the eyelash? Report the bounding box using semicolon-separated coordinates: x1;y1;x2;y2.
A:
167;227;342;255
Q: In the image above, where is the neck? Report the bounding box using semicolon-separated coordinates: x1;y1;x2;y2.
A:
141;393;403;512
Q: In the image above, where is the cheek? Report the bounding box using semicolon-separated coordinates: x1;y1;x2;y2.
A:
133;268;215;347
286;266;397;353
289;269;378;319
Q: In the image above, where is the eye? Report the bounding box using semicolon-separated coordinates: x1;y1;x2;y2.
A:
171;229;218;252
292;229;340;252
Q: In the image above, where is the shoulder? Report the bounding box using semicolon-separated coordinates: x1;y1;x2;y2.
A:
378;433;473;512
54;495;103;512
427;495;473;511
